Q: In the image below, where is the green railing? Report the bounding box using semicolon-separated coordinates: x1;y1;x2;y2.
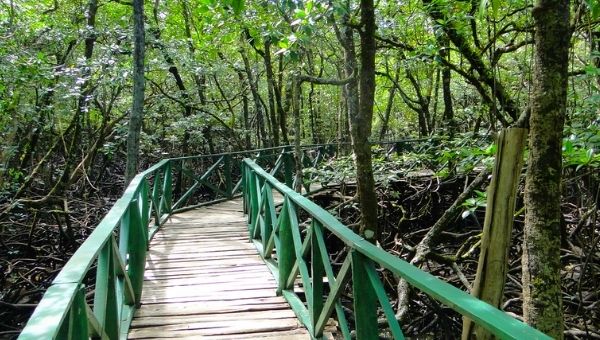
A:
242;158;551;340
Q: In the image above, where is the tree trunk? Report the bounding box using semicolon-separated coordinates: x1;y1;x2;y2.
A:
439;35;454;127
263;40;280;146
125;0;145;185
521;0;569;338
240;46;269;148
379;70;398;140
238;71;252;149
463;128;527;340
351;0;379;240
292;76;303;193
277;55;290;144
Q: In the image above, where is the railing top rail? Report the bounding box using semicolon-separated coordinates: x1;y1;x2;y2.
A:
243;158;550;340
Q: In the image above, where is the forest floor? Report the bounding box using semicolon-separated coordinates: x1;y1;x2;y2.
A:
0;172;123;339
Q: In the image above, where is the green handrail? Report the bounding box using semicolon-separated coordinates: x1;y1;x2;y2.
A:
242;158;551;340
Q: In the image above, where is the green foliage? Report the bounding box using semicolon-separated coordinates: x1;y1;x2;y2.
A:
461;190;487;219
305;135;496;188
563;131;600;171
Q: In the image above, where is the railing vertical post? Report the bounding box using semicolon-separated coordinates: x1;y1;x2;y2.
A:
94;238;119;339
173;159;182;199
160;161;172;215
277;197;295;293
262;183;274;250
242;162;248;215
72;284;90;338
351;250;378;339
224;154;233;198
127;199;146;306
283;147;293;188
140;181;150;243
58;284;89;339
248;170;259;234
151;169;162;227
310;221;324;337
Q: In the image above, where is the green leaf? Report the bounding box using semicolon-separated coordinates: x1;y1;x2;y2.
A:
305;0;314;12
230;0;244;14
586;148;595;161
478;0;489;19
586;0;600;19
294;9;306;19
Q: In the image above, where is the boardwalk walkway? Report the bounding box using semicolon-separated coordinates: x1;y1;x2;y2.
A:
128;198;310;339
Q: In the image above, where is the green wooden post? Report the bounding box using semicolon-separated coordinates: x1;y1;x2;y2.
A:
118;206;130;263
311;221;324;336
242;163;248;214
351;250;378;339
248;171;259;235
224;154;233;198
364;261;405;339
57;284;89;340
140;181;150;243
127;199;146;306
173;159;183;198
277;197;295;293
151;169;162;227
72;284;90;339
283;147;293;188
161;162;172;214
262;183;275;253
93;239;120;339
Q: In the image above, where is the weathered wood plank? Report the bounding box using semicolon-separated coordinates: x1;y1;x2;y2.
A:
130;198;309;339
131;309;298;328
139;288;280;304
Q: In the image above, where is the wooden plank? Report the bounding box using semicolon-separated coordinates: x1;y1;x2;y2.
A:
140;288;280;304
141;285;280;302
142;276;277;289
146;253;263;262
143;265;267;278
153;230;247;236
144;258;266;270
148;238;250;245
135;302;291;318
129;318;303;338
131;309;298;328
130;199;310;339
148;247;257;256
144;269;274;281
142;280;277;292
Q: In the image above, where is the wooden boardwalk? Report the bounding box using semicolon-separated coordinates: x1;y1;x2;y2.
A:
128;198;310;339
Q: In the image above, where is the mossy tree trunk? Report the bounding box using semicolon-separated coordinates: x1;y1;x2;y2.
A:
349;0;379;240
522;0;569;338
125;0;145;185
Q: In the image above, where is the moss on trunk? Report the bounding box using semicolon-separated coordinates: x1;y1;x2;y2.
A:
522;0;569;338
